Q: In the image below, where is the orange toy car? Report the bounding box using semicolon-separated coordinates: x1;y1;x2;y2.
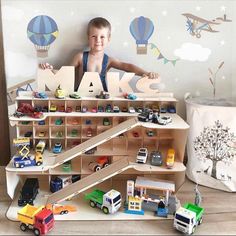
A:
46;204;77;215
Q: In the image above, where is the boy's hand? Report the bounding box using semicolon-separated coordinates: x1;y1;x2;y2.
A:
142;72;159;79
147;72;159;79
39;63;53;70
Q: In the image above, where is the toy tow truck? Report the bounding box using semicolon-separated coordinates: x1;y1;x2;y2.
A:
85;189;122;214
17;204;54;236
174;203;204;235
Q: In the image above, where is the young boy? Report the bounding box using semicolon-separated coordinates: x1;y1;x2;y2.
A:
41;17;159;91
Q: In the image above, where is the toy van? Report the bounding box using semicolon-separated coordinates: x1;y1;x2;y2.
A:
35;140;46;153
166;148;175;168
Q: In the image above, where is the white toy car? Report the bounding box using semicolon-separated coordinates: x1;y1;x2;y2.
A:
128;107;136;113
136;148;148;163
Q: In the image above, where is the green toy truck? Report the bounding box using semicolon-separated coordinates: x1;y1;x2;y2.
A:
85;189;122;214
174;203;204;235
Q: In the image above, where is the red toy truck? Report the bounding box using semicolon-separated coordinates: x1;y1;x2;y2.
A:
17;204;54;236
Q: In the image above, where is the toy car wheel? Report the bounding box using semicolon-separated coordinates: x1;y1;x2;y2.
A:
94;165;101;172
103;163;109;168
33;228;40;236
90;200;96;208
199;217;203;225
102;206;109;214
20;223;27;231
20;164;24;168
64;210;68;214
36;161;42;166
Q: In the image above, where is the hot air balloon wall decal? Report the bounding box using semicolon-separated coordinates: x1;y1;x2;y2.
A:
130;16;154;54
27;15;59;58
129;16;179;66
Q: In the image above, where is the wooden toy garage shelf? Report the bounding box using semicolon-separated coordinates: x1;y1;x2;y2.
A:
6;92;189;221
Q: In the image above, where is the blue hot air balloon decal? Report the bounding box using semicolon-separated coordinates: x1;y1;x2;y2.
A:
27;15;59;57
130;16;154;54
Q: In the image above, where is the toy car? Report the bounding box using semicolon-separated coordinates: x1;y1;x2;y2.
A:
91;107;97;113
24;131;33;137
69;92;81;99
71;119;80;125
38;120;45;125
71;129;78;137
21;121;30;125
86;127;92;137
167;105;176;113
42;106;48;112
132;131;139;137
55;118;63;125
62;161;72;172
128;107;136;113
50;104;57;112
46;203;76;215
85;119;92;125
95;91;110;99
153;115;172;125
146;130;155;137
103;118;110;126
33;91;48;99
53;143;62;153
88;157;109;172
58;105;65;112
113;105;120;113
105;104;112;112
85;147;97;154
55;85;65;99
31;112;43;119
124;93;137;100
35;140;46;153
56;131;63;137
98;105;104;112
34;105;42;112
138;110;153;122
13;111;24;118
136;107;143;113
82;106;88;113
75;105;81;112
150;151;162;166
160;107;167;113
66;106;73;113
166;148;175;168
136;148;148;164
38;131;46;137
121;107;128;112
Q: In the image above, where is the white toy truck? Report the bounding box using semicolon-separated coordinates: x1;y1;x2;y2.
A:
85;189;122;214
174;203;204;235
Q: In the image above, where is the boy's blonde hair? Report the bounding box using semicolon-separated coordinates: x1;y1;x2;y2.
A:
87;17;111;36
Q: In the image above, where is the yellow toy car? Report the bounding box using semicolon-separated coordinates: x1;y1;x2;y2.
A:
166;148;175;168
55;85;65;99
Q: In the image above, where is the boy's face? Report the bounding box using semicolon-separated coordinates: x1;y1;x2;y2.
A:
88;26;110;52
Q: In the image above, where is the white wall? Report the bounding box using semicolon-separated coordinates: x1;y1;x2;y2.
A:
2;0;235;117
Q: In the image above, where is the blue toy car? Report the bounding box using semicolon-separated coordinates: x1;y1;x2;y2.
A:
167;105;176;113
53;143;62;153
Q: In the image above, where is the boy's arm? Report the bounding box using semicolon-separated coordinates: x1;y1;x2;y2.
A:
70;52;83;67
108;58;159;79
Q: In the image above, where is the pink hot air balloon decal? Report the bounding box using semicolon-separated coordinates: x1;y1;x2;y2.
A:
130;16;154;54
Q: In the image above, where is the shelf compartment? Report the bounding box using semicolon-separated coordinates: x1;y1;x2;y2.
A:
66;126;81;138
66;117;81;126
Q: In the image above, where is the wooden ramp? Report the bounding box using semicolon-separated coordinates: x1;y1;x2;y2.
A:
46;157;131;204
49;118;139;169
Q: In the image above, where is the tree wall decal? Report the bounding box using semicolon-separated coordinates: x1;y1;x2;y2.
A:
193;120;236;179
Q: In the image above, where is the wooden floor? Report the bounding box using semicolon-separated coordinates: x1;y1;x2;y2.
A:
1;167;236;235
